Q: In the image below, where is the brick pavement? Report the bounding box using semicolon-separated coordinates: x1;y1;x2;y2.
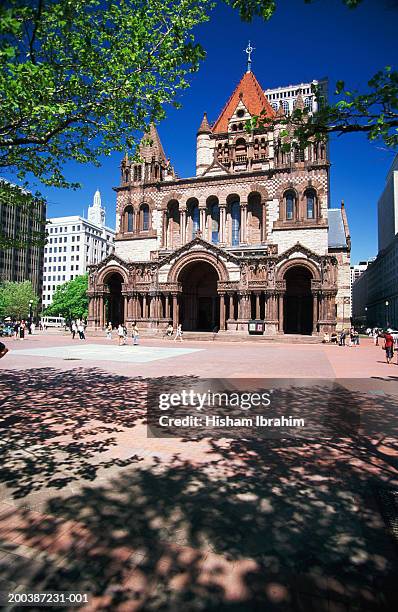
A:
0;334;397;610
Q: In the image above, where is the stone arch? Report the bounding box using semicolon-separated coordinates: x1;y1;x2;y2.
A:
168;250;229;284
276;257;321;283
161;192;183;210
97;265;129;286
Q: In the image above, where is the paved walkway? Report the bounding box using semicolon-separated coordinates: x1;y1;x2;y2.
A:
0;335;397;610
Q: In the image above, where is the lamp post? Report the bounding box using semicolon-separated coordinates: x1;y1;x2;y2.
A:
365;306;368;328
28;300;33;334
385;300;389;329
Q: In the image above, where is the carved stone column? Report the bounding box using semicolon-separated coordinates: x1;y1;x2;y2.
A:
143;294;148;318
161;210;167;248
165;293;171;319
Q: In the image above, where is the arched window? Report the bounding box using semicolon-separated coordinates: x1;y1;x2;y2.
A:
141;204;149;231
235;138;247;162
285;191;295;220
271;102;278;112
210;202;219;244
305;190;316;219
305;97;313;112
125;207;134;232
191;203;200;238
282;100;289;115
231;201;240;246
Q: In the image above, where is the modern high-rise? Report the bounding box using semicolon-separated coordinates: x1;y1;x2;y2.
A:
264;78;328;116
352;154;398;328
42;190;115;307
0;180;46;301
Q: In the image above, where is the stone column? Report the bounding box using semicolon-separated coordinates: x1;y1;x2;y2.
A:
262;202;267;243
165;293;170;319
199;207;206;236
172;293;179;327
180;208;187;245
161;210;167;248
228;293;235;320
88;296;94;318
255;292;261;319
313;293;319;333
240;202;248;244
143;294;148;318
278;294;284;332
123;296;128;324
219;205;226;245
219;293;226;330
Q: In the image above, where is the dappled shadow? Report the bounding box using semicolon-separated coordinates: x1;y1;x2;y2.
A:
0;370;397;610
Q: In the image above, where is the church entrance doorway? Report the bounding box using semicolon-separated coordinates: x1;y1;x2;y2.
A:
283;266;313;335
105;272;124;327
178;261;219;331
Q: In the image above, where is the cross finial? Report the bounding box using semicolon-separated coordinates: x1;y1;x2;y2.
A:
245;41;255;73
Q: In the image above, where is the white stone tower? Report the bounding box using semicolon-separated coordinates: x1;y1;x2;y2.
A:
88;189;105;227
196;113;214;176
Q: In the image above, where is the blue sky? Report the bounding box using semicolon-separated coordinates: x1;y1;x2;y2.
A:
23;0;398;264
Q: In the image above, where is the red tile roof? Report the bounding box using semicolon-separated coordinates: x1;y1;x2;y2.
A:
212;71;275;134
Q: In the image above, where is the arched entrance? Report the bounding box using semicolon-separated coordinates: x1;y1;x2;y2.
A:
283;266;313;335
178;261;219;331
105;272;124;326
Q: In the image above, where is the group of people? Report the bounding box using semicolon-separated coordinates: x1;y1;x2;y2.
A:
105;321;184;345
323;328;360;346
12;320;36;339
70;320;86;340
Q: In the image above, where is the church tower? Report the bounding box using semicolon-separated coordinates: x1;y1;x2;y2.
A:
88;189;105;227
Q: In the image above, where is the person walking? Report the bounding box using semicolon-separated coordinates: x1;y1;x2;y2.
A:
383;330;394;365
30;322;35;335
339;330;346;346
131;322;139;345
77;322;85;340
19;320;26;340
106;322;112;340
373;328;379;346
13;321;20;340
71;321;77;339
117;324;125;346
174;323;183;342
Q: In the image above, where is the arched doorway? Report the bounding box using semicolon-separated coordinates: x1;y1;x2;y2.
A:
179;261;219;331
283;266;313;335
105;272;124;327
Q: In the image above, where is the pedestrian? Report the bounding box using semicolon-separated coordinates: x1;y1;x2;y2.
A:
382;330;394;365
19;320;26;340
373;328;379;346
117;324;125;346
131;322;139;345
30;322;35;335
339;330;346;346
106;322;112;340
71;321;77;339
13;321;20;340
77;322;85;340
174;323;183;342
0;341;8;359
166;323;173;338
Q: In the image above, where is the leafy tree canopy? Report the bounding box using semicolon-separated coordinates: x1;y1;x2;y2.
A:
44;274;88;320
0;280;38;320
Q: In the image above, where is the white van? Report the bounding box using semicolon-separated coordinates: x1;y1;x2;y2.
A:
40;316;66;328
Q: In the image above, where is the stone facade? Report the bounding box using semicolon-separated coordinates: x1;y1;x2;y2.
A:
88;70;351;336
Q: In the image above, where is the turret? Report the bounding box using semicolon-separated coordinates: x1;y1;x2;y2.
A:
196;112;214;176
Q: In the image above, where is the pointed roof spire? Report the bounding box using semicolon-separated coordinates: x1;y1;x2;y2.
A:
212;71;275;134
294;92;305;111
93;189;101;208
197;112;212;135
276;100;286;118
245;41;255;73
139;123;167;163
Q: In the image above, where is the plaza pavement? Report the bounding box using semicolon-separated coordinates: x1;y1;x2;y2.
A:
0;333;397;610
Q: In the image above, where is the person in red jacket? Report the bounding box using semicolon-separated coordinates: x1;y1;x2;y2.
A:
383;331;394;364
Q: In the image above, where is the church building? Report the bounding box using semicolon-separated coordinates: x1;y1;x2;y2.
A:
87;65;351;337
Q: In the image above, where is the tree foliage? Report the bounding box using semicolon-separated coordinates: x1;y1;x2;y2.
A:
0;280;38;320
45;274;88;320
0;0;211;188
